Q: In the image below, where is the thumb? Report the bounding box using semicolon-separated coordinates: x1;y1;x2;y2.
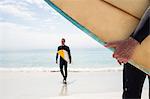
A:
105;41;121;48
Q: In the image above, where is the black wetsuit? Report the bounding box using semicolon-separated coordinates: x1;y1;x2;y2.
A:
56;45;71;80
123;6;150;99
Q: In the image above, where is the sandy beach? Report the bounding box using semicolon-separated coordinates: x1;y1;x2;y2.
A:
0;70;149;99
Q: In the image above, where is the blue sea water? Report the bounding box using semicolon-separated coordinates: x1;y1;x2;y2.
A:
0;48;121;71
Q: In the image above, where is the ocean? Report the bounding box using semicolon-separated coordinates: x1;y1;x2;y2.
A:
0;48;122;72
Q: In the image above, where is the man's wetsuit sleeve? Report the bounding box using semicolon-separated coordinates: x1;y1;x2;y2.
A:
56;47;59;62
68;47;72;63
131;6;150;43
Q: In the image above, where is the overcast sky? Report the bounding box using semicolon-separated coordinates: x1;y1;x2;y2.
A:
0;0;102;51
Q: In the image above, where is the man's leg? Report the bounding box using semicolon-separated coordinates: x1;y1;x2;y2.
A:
64;61;68;81
60;62;65;79
123;63;147;99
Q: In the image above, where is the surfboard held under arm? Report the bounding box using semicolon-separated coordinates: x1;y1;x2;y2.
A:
58;50;70;63
45;0;150;75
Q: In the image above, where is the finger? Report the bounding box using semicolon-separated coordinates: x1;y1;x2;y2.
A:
105;41;120;48
105;43;116;48
114;45;129;59
117;60;122;65
118;58;128;64
113;53;119;58
114;53;119;58
119;52;131;61
112;53;116;58
123;59;128;64
117;57;125;63
113;48;122;58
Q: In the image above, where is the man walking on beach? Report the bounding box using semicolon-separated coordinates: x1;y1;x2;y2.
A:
105;6;150;99
56;38;72;84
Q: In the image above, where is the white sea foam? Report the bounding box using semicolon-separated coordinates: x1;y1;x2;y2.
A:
0;67;123;72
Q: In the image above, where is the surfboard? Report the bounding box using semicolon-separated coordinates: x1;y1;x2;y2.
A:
45;0;150;75
58;50;69;62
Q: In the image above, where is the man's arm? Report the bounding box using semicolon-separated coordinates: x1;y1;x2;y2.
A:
105;6;150;64
131;6;150;43
68;47;72;64
56;47;59;63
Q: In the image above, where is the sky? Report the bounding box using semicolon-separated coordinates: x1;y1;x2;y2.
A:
0;0;102;51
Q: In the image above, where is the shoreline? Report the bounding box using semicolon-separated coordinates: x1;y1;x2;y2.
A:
0;67;123;72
